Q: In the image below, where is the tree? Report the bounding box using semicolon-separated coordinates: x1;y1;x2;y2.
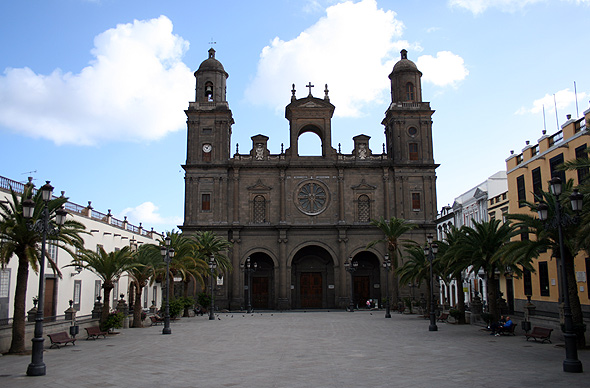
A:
0;186;85;354
507;183;586;347
437;226;470;324
397;243;441;314
450;219;520;321
366;217;416;303
71;246;136;325
128;244;162;327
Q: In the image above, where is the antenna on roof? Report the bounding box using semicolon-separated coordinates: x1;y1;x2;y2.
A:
21;170;37;175
574;81;579;118
543;105;546;133
208;38;216;46
553;94;559;130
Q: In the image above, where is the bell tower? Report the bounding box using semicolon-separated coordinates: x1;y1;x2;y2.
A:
185;48;233;165
382;49;434;165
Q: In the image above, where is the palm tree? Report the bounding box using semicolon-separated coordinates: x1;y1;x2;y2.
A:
366;217;416;303
507;183;586;347
397;243;440;314
193;230;233;273
128;244;162;327
451;219;520;321
71;246;136;325
437;226;470;324
0;185;85;354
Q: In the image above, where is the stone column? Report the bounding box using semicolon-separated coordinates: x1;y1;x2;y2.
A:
277;230;289;310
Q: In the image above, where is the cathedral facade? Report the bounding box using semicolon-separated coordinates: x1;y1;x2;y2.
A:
181;48;438;310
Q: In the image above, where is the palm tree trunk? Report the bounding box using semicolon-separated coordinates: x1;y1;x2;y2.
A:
101;286;113;326
455;274;466;324
8;253;30;354
486;273;500;321
565;252;586;348
132;287;143;328
183;281;190;317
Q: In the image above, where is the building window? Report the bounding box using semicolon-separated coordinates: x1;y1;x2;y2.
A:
47;240;58;262
539;261;550;297
531;167;542;198
113;281;119;307
575;144;588;183
523;268;532;296
153;286;158;307
409;143;419;160
516;175;526;207
549;153;565;184
143;286;148;308
73;280;81;311
406;82;414;101
253;195;266;223
0;269;10;299
202;194;211;211
358;195;370;222
96;244;103;254
411;193;421;211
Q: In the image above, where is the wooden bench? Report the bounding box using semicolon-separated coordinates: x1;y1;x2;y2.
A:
498;323;517;336
47;331;76;349
525;326;553;343
437;312;449;322
85;326;108;340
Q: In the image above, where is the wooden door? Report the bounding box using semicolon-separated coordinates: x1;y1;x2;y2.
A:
354;276;370;308
252;277;269;309
43;278;56;320
300;272;322;308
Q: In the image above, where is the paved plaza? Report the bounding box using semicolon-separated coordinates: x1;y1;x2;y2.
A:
0;311;588;388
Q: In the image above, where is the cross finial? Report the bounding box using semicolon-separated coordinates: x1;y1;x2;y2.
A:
291;84;296;101
306;82;314;96
324;84;330;101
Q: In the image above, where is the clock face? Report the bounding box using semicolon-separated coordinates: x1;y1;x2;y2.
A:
203;144;212;153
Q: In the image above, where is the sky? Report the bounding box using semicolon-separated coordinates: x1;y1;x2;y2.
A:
1;0;589;233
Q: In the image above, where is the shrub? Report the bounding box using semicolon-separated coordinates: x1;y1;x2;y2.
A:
449;309;462;320
197;292;211;309
101;311;125;331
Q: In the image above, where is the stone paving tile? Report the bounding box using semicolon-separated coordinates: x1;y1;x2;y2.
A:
0;311;588;388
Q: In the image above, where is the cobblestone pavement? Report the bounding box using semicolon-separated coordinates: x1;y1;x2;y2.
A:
0;311;588;388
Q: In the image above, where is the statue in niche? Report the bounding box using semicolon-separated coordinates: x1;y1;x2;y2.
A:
358;143;367;159
255;143;264;160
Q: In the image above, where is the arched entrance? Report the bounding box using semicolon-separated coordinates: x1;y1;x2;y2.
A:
291;246;335;309
351;252;381;309
246;253;275;310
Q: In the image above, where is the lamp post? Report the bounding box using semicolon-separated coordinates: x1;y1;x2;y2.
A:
344;257;358;312
240;257;257;313
424;234;438;332
209;255;217;320
160;235;175;335
23;181;67;376
537;177;583;373
383;254;392;318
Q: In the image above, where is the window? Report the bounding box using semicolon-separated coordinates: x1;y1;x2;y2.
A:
73;280;81;311
411;193;421;211
531;167;542;198
549;153;565;184
409;143;419;160
523;268;532;296
539;261;550;297
405;82;414;101
143;286;148;308
96;244;103;254
0;269;10;298
202;194;211;211
253;195;266;223
153;286;158;307
502;193;507;200
113;281;119;306
575;144;588;183
47;240;58;262
516;175;526;207
358;195;370;222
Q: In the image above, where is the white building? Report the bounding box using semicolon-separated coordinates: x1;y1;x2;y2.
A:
0;175;162;324
435;171;508;309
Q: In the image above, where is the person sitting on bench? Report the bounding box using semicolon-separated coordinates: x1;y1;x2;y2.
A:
491;316;512;336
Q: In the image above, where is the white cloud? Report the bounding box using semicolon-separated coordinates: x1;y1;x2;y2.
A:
448;0;589;15
416;51;469;87
0;15;194;146
119;201;182;232
245;0;407;117
515;88;588;117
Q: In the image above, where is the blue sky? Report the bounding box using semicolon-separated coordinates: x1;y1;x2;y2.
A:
1;0;589;233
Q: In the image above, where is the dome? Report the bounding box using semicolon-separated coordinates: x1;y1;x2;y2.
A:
197;48;227;74
391;49;420;74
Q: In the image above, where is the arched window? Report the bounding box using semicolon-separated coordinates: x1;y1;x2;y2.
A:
253;195;266;223
205;82;213;101
406;82;414;101
358;195;370;222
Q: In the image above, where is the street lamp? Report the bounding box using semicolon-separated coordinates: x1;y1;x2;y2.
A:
160;235;175;335
537;177;583;373
424;234;438;332
344;257;358;312
383;254;392;318
240;257;258;313
209;255;217;320
23;181;67;376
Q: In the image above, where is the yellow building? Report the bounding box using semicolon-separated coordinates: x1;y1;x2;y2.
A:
506;107;590;319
